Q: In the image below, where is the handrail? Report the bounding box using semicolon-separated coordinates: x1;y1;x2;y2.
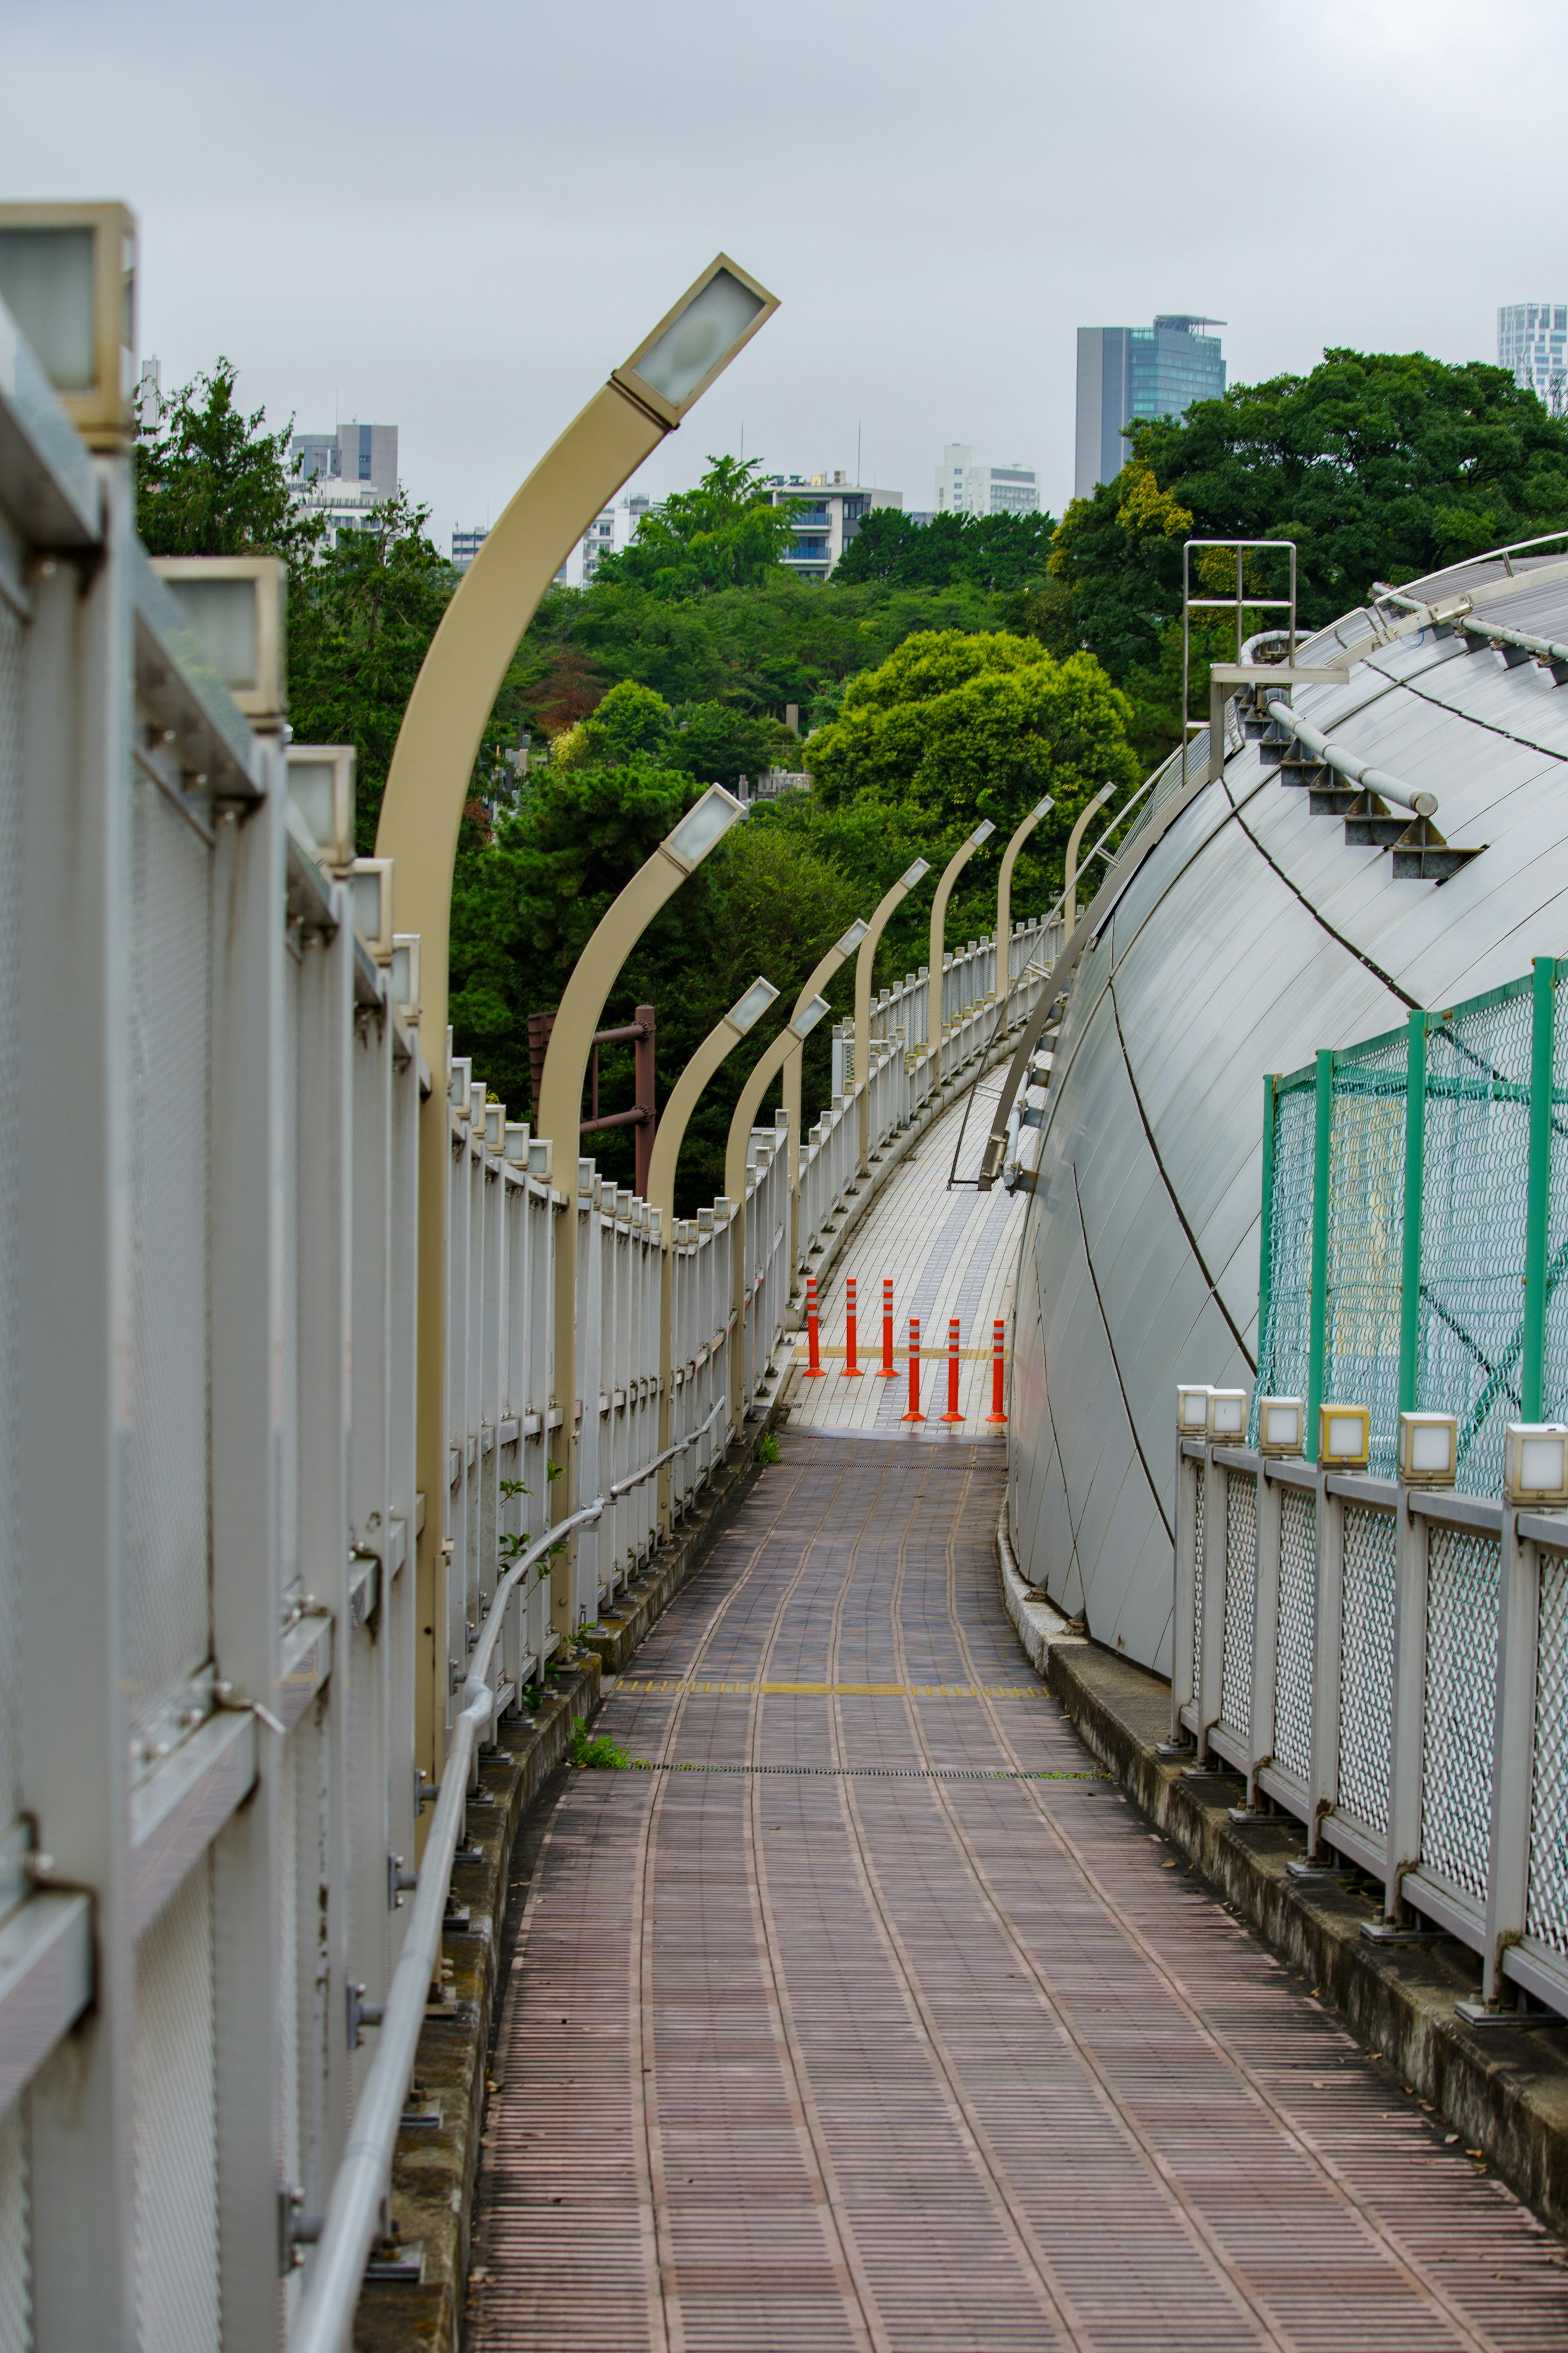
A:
290;1496;606;2353
1458;610;1568;679
607;1392;730;1500
1265;700;1438;818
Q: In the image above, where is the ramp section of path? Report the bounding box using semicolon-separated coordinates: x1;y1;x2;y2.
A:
469;1430;1568;2352
790;1068;1027;1436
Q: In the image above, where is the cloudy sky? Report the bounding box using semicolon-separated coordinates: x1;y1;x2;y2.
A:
4;0;1563;550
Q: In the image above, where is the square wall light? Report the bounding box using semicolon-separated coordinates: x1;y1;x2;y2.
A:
1176;1385;1212;1436
347;858;394;962
389;933;421;1023
1398;1412;1458;1488
1258;1397;1305;1457
1503;1423;1568;1508
0;201;136;446
1207;1388;1249;1441
286;745;356;873
152;557;287;725
1319;1403;1370;1469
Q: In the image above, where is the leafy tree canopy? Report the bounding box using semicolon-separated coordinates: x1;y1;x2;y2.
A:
552;677;796;790
135;357;322;563
834;506;1058;592
592;454;800;597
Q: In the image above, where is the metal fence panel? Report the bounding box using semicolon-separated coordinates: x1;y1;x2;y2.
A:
1337;1504;1397;1837
1528;1546;1568;1958
1274;1485;1316;1781
1421;1521;1500;1905
1220;1470;1255;1742
1326;1030;1407;1477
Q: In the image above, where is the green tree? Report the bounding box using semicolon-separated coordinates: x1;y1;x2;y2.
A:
834;507;1057;592
592;455;800;597
134;358;321;562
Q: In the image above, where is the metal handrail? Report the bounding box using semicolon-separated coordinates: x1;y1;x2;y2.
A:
1457;611;1568;678
290;1497;605;2353
1265;700;1438;818
606;1392;730;1501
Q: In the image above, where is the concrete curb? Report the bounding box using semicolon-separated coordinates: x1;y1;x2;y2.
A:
995;1525;1568;2235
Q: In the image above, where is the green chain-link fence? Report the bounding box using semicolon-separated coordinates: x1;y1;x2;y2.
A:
1253;960;1568;1494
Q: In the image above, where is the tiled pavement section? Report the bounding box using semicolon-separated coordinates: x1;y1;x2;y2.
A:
791;1070;1027;1436
470;1434;1568;2351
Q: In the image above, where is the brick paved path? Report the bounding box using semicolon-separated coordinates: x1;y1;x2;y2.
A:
469;1433;1568;2352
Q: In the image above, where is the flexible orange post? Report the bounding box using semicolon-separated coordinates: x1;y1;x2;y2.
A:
902;1317;925;1422
987;1319;1008;1424
877;1277;897;1376
843;1276;861;1375
804;1274;825;1376
941;1317;963;1421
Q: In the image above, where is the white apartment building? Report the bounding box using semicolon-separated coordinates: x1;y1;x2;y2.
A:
289;419;399;548
934;443;1040;517
761;472;903;580
579;492;652;583
1499;303;1568;413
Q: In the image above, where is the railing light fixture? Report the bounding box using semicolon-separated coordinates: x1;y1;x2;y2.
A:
1503;1422;1568;1507
1398;1411;1458;1487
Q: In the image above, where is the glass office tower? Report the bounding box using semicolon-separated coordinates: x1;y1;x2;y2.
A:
1074;315;1225;498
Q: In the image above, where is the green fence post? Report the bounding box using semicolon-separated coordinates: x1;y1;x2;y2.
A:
1398;1008;1427;1416
1306;1047;1332;1462
1522;957;1557;1422
1257;1072;1277;1399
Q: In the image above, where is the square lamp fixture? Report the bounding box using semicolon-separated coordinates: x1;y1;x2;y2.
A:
286;745;356;873
346;859;394;962
389;934;421;1024
836;919;869;956
969;820;998;848
151;557;287;725
1207;1388;1249;1440
0;201;136;447
614;255;778;427
1257;1396;1305;1457
1503;1423;1568;1508
1398;1411;1459;1488
1319;1403;1371;1469
901;859;932;890
660;784;747;874
725;976;780;1035
1176;1384;1213;1436
790;993;831;1040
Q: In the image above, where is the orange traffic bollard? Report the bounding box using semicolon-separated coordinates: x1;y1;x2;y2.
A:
876;1277;897;1376
986;1319;1008;1424
901;1317;926;1422
804;1274;825;1376
941;1317;964;1421
843;1276;862;1375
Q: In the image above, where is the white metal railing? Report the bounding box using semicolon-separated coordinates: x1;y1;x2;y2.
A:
1172;1431;1568;2020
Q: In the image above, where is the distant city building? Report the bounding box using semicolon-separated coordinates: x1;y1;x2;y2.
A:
452;526;488;571
580;492;652;584
934;444;1040;517
289;419;399;548
761;472;903;581
1074;317;1225;499
1499;303;1568;414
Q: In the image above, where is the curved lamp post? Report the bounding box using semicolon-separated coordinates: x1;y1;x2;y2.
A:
1063;784;1114;931
724;993;831;1419
994;796;1052;999
374;252;778;1757
854;860;931;1174
647;977;779;1532
923;820;996;1052
780;917;868;1271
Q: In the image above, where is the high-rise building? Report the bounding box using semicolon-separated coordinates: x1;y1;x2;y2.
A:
452;526;488;571
1074;317;1225;499
1499;303;1568;414
760;472;902;580
934;444;1040;516
288;419;399;547
580;492;652;584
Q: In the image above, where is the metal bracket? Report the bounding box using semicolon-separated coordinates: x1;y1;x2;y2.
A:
278;2186;323;2273
1455;1996;1565;2030
387;1852;418;1910
346;1980;385;2050
1361;1920;1452;1946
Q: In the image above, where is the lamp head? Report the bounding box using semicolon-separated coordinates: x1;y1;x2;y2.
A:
614;254;779;426
969;820;997;848
901;859;931;890
726;976;780;1034
661;783;747;874
0;200;136;448
835;918;869;956
790;994;831;1040
1031;796;1054;821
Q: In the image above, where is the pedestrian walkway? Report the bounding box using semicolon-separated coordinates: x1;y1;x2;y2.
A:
468;1074;1568;2352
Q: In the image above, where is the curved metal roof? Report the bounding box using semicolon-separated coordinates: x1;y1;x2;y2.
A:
1011;547;1568;1673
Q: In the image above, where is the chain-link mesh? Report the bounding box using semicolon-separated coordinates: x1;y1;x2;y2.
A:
1274;1485;1317;1781
1338;1504;1397;1835
134;1859;219;2353
1221;1470;1256;1740
1418;982;1534;1499
1421;1522;1499;1905
1252;1073;1316;1435
1326;1029;1408;1478
1528;1548;1568;1956
1192;1459;1205;1697
1541;979;1568;1425
0;2103;29;2353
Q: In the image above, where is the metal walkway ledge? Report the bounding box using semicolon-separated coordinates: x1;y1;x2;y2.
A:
998;1531;1568;2233
0;1892;92;2112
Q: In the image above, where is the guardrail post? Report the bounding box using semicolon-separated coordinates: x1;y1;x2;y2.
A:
1171;1445;1199;1741
1307;1467;1344;1859
1307;1048;1332;1458
842;1276;861;1376
1196;1444;1227;1760
1249;1462;1280;1805
1522;959;1558;1421
902;1318;926;1423
941;1318;963;1422
1384;1488;1430;1922
878;1278;896;1377
1398;1008;1428;1414
1477;1514;1539;2006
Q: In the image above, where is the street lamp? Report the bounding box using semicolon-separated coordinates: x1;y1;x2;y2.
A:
724;993;831;1419
853;861;931;1174
372;252;778;1764
994;797;1053;997
923;821;995;1051
0;200;137;449
1064;785;1114;932
780;918;868;1272
646;977;779;1534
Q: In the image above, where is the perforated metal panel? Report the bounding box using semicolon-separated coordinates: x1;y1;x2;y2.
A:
1421;1521;1500;1904
1221;1469;1256;1740
1338;1505;1396;1836
1274;1485;1316;1781
134;1860;219;2353
0;2101;31;2353
125;776;213;1735
1529;1548;1568;1955
1191;1459;1205;1694
1325;1030;1407;1479
0;602;24;1827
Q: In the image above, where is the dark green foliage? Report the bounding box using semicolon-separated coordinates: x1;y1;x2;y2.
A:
134;358;321;563
834;506;1058;592
591;454;799;596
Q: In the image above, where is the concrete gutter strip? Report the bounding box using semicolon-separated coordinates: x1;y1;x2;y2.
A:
996;1519;1568;2236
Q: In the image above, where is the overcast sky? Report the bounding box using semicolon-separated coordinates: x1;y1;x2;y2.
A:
4;0;1564;550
